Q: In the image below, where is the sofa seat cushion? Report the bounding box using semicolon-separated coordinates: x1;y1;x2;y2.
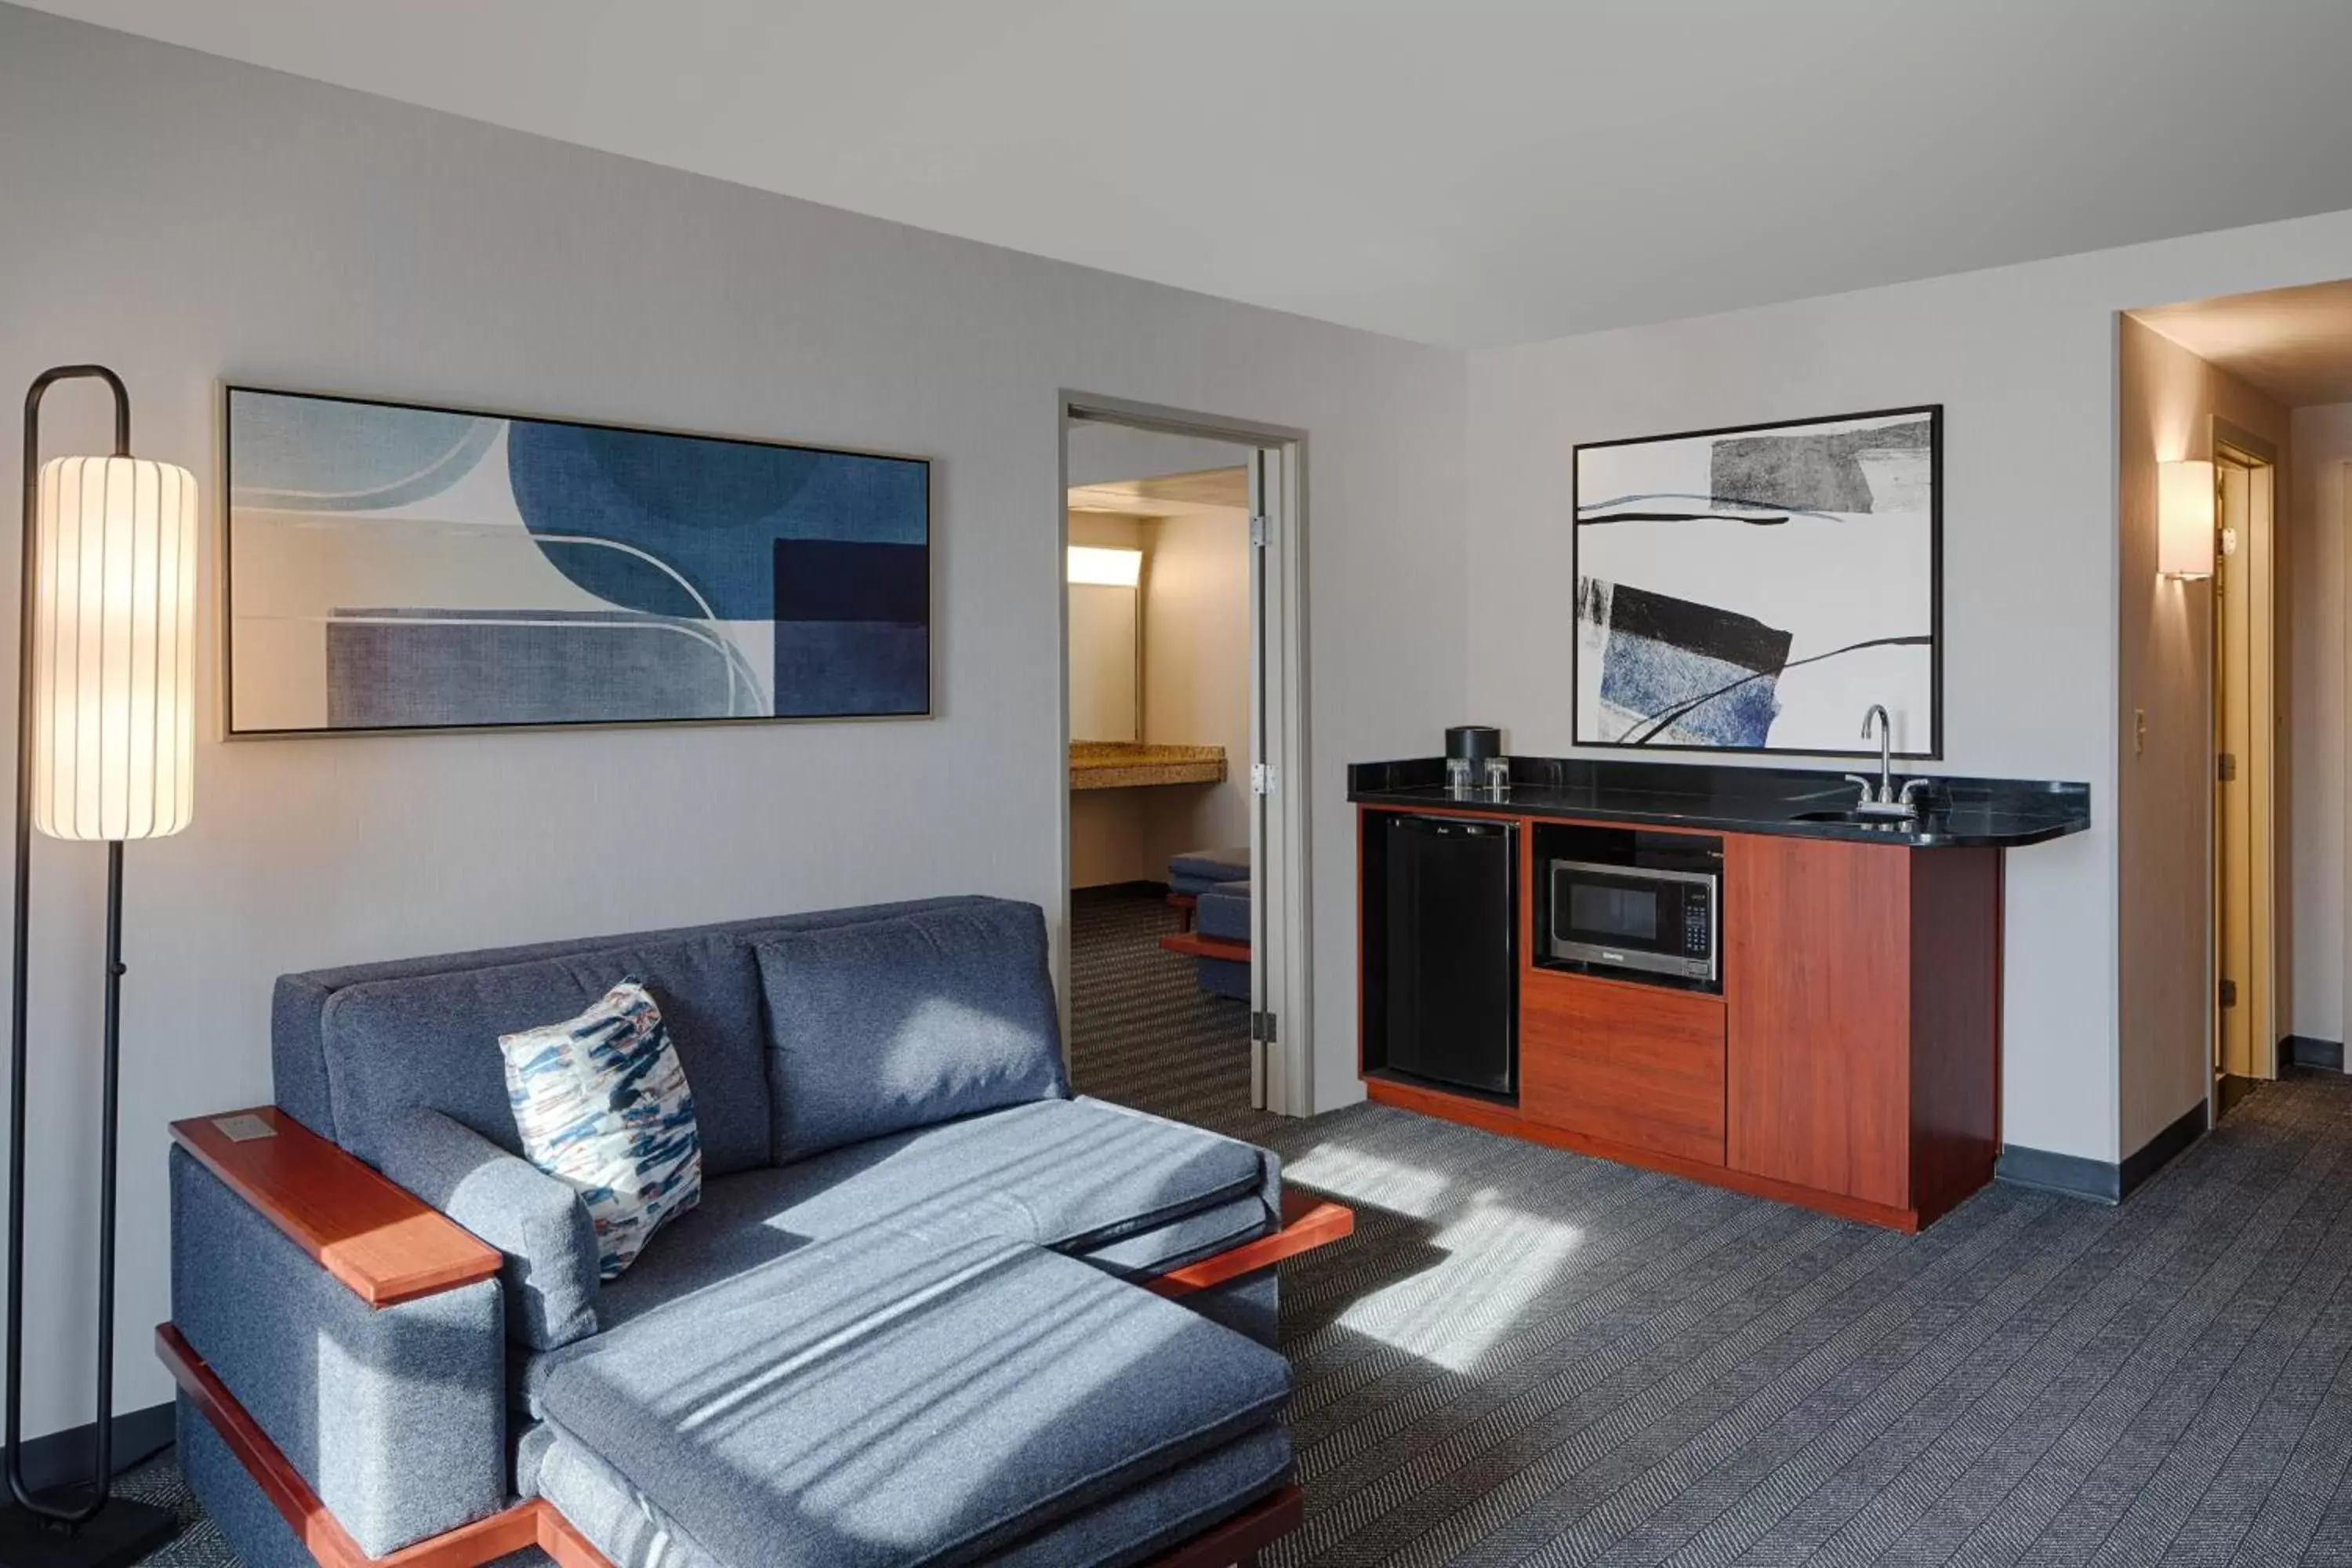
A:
755;902;1065;1163
592;1097;1277;1333
319;933;771;1176
1167;847;1249;898
529;1415;1290;1568
532;1229;1293;1568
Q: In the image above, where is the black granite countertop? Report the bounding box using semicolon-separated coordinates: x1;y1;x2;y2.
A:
1348;756;2089;848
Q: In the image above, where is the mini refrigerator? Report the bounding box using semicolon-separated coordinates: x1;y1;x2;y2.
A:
1378;813;1517;1096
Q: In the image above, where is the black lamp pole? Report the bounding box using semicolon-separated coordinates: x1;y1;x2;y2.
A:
0;368;178;1567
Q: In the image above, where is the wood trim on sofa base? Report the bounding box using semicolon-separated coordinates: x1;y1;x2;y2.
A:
1148;1191;1354;1298
1145;1484;1303;1567
157;1323;600;1568
1158;930;1251;964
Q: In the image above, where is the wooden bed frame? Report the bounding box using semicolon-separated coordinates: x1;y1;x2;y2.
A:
162;1109;1350;1568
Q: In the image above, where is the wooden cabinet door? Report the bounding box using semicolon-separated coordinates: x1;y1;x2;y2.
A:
1521;970;1726;1166
1725;835;1910;1208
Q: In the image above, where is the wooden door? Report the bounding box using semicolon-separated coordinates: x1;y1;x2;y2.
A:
1725;835;1911;1208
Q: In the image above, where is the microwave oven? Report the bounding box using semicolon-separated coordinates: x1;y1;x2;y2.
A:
1545;831;1720;989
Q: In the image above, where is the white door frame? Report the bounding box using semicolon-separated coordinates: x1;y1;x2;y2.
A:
2205;420;2278;1123
2339;461;2352;1077
1057;391;1313;1117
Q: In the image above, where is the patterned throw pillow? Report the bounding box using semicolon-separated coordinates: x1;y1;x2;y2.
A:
499;978;702;1280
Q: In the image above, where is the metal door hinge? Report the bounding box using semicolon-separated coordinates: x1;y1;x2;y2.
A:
1249;513;1272;547
1250;1011;1278;1044
1251;762;1276;796
2217;753;2238;782
2220;978;2239;1008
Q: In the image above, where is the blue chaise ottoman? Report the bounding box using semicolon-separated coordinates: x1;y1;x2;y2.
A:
1167;846;1249;900
522;1226;1294;1568
1195;879;1251;1001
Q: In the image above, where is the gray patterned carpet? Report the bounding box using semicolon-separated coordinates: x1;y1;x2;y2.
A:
1068;885;2352;1567
116;884;2352;1564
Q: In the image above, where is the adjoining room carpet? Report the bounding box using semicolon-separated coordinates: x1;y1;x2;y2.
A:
114;885;2352;1565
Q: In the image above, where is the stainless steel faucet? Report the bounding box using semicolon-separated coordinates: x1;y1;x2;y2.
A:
1848;706;1933;820
1864;704;1893;800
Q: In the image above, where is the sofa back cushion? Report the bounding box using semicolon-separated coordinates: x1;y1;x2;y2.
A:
754;902;1065;1163
321;933;768;1174
272;898;1020;1175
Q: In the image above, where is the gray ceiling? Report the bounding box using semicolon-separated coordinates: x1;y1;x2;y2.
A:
23;0;2352;348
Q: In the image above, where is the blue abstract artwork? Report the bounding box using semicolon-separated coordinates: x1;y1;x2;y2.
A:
1572;407;1940;757
225;388;930;732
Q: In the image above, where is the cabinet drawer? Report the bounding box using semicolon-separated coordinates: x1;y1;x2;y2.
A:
1521;971;1726;1165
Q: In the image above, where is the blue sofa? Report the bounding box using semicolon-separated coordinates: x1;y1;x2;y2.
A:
165;896;1323;1567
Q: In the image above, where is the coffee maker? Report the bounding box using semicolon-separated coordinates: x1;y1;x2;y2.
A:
1444;725;1508;800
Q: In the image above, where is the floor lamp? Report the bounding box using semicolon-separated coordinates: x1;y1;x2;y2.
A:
0;366;198;1567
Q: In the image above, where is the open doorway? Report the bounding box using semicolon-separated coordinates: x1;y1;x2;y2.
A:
2124;279;2352;1138
1058;397;1310;1121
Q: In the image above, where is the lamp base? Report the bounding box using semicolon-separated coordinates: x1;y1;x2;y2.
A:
0;1492;178;1568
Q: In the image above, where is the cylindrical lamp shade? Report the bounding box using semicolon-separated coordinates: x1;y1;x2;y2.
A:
31;456;198;841
2158;459;2216;580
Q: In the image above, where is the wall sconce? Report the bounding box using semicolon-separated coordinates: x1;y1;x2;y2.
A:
1067;545;1142;587
2158;459;2215;580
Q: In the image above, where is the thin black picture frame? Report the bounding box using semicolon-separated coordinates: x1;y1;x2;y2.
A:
220;383;935;739
1569;402;1944;762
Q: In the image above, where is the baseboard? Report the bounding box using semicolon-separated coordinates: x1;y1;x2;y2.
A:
1997;1098;2207;1206
0;1400;174;1494
2118;1100;2208;1196
1073;880;1170;905
2284;1034;2344;1071
1994;1144;2120;1203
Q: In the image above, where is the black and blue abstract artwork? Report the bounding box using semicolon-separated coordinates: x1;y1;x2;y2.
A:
226;388;930;733
1572;407;1940;757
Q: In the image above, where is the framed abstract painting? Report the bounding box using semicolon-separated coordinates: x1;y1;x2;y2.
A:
1572;405;1941;758
224;387;931;735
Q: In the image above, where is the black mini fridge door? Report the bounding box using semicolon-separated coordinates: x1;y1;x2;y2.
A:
1381;813;1517;1095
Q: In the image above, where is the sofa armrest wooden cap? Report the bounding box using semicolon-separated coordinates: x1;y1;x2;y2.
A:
1149;1192;1353;1299
169;1106;503;1307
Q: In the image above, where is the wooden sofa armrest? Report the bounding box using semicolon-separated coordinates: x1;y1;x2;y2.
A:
170;1106;501;1308
1158;931;1252;963
1146;1191;1353;1298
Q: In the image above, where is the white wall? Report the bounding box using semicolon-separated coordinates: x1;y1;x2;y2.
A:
1067;512;1143;745
1467;205;2352;1167
2292;405;2352;1044
0;5;1466;1440
1140;507;1254;873
1069;790;1152;888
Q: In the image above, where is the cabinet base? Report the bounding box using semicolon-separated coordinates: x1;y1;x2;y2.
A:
1364;1074;1937;1232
